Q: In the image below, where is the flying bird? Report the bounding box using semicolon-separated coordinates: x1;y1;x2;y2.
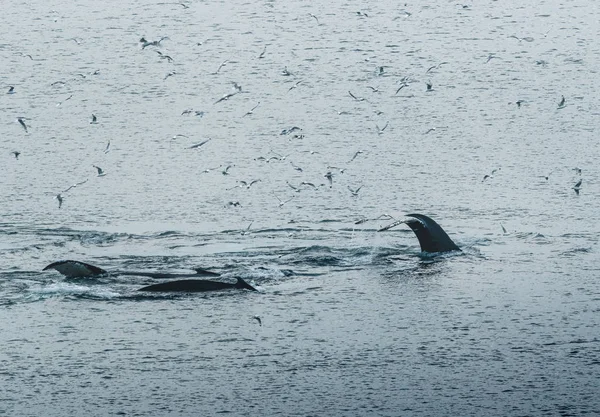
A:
93;165;106;177
348;91;366;102
558;95;566;109
214;60;229;74
215;92;238;104
17;117;28;133
243;102;260;117
90;114;97;124
288;80;303;92
348;185;363;197
274;194;295;207
376;121;389;134
258;46;267;59
12;151;20;159
188;138;211;149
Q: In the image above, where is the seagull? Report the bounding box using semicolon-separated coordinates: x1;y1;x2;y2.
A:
61;179;89;194
286;181;300;192
90;114;98;124
214;60;229;74
376;121;389;134
164;71;176;80
188;138;211;149
486;53;498;63
253;315;262;326
356;11;368;17
424;127;436;134
12;151;20;159
395;82;408;94
56;94;73;107
55;194;64;208
141;36;169;49
232;82;243;92
200;165;221;174
71;37;83;45
7;86;15;94
309;13;320;24
227;201;242;208
367;86;380;93
241;221;253;236
377;66;385;76
281;66;293;76
16;52;34;60
501;224;508;234
222;165;233;175
558;95;566;109
348;150;364;163
348;91;366;101
516;100;525;108
426;62;448;74
509;35;534;42
243;102;260;117
156;50;174;63
231;180;261;189
289;161;303;172
215;92;238;104
324;171;333;187
258;46;267;59
573;179;582;193
573;167;582;175
17;117;28;133
348;185;363;196
274;194;295;207
426;81;433;91
288;80;303;92
179;2;189;9
280;126;301;135
93;165;106;177
104;141;110;154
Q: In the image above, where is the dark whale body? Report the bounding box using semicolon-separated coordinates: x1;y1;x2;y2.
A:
42;260;257;292
378;213;460;253
42;260;219;279
138;278;257;292
43;260;107;278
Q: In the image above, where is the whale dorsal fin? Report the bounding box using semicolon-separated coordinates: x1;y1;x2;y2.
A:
236;278;258;291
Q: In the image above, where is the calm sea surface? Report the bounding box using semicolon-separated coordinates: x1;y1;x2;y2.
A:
1;0;599;416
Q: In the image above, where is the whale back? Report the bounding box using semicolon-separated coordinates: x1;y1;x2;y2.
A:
42;260;107;278
139;278;257;292
404;213;460;253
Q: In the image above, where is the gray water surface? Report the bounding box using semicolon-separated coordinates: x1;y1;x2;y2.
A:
1;0;599;416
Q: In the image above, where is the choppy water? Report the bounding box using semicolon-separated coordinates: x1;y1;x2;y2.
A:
1;0;599;415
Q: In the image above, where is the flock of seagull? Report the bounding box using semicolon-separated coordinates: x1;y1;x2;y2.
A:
5;3;586;223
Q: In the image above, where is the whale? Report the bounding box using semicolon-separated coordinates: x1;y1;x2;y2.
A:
42;260;220;279
42;260;257;293
138;278;257;292
378;213;460;253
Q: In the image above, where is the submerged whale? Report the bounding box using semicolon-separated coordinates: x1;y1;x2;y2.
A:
43;260;219;279
378;213;460;253
138;278;257;292
42;260;257;293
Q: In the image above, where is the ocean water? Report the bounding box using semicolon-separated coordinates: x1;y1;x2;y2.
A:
1;0;599;415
